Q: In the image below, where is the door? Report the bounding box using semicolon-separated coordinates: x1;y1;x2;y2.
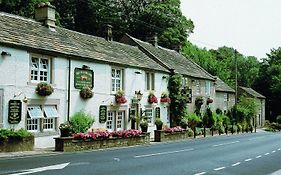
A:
0;89;3;128
106;111;125;131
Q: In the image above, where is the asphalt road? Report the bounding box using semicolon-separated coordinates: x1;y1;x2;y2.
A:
0;131;281;175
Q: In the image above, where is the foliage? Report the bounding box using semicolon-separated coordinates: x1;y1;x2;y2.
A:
80;86;93;99
70;110;95;133
187;113;201;129
155;118;163;126
168;73;188;126
0;128;32;140
203;107;212;127
160;92;171;103
140;119;148;128
35;82;54;96
115;90;127;104
276;116;281;124
236;96;258;124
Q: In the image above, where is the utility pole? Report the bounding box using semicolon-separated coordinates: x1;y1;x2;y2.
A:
235;49;238;107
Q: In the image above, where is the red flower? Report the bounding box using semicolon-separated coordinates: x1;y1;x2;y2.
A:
148;95;158;103
160;97;171;103
116;96;127;104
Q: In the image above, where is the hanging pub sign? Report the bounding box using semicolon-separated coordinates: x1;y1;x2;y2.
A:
8;100;22;124
74;68;94;89
99;105;107;123
155;107;160;118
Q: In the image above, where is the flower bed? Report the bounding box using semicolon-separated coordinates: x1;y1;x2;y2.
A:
54;130;150;152
154;127;193;142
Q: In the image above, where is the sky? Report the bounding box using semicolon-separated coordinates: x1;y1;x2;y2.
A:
180;0;281;59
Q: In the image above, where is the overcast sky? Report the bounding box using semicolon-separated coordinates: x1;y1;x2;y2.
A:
180;0;281;59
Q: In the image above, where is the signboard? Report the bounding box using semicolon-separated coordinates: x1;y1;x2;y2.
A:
99;105;107;123
8;100;22;124
155;107;160;118
74;68;94;89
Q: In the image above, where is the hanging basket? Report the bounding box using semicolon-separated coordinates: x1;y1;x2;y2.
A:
80;86;93;99
35;82;54;96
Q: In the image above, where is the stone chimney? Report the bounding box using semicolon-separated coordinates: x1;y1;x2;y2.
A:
105;24;113;41
35;2;56;28
172;44;182;53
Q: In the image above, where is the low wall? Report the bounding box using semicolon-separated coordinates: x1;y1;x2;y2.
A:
154;130;192;142
0;136;34;152
54;133;150;152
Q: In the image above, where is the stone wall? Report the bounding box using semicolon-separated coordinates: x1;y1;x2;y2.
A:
0;136;34;152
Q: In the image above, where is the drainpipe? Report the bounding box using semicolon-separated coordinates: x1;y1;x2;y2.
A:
67;57;71;122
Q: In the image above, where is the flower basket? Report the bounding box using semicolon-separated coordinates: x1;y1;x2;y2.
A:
115;90;127;104
148;92;158;104
80;86;93;99
35;82;54;96
59;123;72;137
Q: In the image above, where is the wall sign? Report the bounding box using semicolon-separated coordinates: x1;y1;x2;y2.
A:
155;107;160;118
8;100;22;124
99;105;107;123
74;68;94;89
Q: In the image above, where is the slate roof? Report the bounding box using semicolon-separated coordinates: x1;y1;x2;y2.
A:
0;12;168;72
121;34;215;81
215;77;235;93
239;86;266;99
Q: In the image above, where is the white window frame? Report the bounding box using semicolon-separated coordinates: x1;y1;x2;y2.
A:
223;93;228;102
145;108;154;125
145;72;155;91
30;54;51;83
111;68;123;93
26;105;58;132
195;80;201;95
205;81;211;95
106;111;125;131
182;77;188;87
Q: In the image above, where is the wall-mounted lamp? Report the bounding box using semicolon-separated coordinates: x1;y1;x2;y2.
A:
82;65;90;69
13;92;28;103
134;71;142;74
1;51;11;57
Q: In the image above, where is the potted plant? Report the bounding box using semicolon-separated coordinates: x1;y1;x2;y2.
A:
148;91;158;104
80;86;93;99
59;122;72;137
35;82;54;96
160;92;171;103
115;90;127;104
140;120;148;133
155;118;163;130
180;117;188;129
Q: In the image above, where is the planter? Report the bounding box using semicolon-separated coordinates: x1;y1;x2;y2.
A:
0;136;34;152
154;130;192;142
141;126;148;133
156;124;163;130
60;129;72;137
54;133;150;152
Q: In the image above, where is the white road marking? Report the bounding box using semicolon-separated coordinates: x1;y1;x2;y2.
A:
7;162;70;175
113;158;120;162
245;158;252;162
213;141;240;147
134;148;194;158
194;172;206;175
214;167;225;171
232;162;241;167
272;150;276;153
256;155;262;158
278;148;281;151
265;153;270;155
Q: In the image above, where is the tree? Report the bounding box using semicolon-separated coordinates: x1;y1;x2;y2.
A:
236;96;258;127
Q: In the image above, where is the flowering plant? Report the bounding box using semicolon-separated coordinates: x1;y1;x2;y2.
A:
163;126;184;133
115;90;127;104
80;86;93;99
111;129;142;138
160;92;171;103
35;82;54;96
59;123;72;137
207;97;213;104
148;92;158;104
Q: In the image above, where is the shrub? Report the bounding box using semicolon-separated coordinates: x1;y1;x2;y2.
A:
70;110;95;133
0;128;32;140
276;115;281;124
237;123;242;133
187;128;194;137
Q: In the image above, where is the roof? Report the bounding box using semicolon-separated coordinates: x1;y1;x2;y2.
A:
215;77;235;93
0;12;168;72
121;34;215;81
239;86;266;99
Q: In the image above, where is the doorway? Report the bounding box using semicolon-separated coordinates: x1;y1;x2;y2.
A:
106;110;126;131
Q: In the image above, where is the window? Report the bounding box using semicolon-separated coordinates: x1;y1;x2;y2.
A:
111;68;123;92
224;93;228;102
145;108;153;125
195;80;201;95
30;55;51;83
182;77;188;87
26;105;58;132
106;111;125;131
145;72;155;91
205;81;211;95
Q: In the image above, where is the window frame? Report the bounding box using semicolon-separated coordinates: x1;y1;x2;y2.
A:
145;72;155;91
195;80;201;95
145;107;154;126
205;81;211;95
111;67;124;93
29;54;52;84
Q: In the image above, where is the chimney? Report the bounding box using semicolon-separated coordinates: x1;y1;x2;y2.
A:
105;24;113;41
172;44;182;53
35;2;56;28
146;33;158;47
